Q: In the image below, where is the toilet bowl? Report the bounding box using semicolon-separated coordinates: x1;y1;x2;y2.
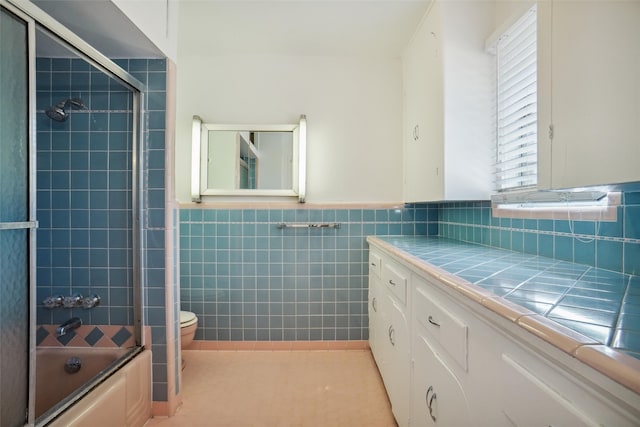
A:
180;310;198;349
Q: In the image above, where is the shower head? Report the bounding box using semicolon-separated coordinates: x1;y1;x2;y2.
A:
45;98;86;122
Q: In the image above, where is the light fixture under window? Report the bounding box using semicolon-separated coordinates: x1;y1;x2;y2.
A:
491;188;608;207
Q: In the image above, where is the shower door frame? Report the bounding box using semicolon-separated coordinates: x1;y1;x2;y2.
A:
2;0;147;425
0;3;37;424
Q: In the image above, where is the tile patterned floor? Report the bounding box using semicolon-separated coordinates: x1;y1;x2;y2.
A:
146;350;397;427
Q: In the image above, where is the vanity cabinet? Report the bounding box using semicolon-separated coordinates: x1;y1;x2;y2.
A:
411;333;471;427
368;251;384;367
368;250;411;427
411;276;471;427
537;0;640;189
382;295;410;426
499;352;597;427
368;241;640;427
402;1;493;202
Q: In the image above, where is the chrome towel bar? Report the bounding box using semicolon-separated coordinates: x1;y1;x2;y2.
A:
277;222;341;229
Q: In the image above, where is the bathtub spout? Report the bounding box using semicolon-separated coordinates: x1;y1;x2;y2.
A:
56;317;82;336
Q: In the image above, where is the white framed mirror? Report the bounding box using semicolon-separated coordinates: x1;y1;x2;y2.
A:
191;115;306;202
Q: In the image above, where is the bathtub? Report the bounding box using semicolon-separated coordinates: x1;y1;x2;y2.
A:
35;347;150;426
35;347;129;418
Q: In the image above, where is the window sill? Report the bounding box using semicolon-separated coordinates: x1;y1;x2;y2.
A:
492;192;620;222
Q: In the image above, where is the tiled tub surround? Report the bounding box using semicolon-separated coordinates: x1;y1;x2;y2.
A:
35;57;136;327
437;189;640;276
35;57;176;409
179;204;438;342
35;324;135;348
369;235;640;393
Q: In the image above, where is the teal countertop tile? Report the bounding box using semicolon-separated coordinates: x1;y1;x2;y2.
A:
548;305;618;327
550;317;614;344
506;289;564;306
373;236;639;358
518;281;570;294
613;329;640;352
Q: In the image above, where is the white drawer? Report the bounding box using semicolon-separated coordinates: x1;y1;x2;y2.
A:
382;260;408;305
413;278;468;371
369;251;382;279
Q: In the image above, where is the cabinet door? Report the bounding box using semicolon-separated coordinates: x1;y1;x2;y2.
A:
538;1;640;189
411;332;471;427
500;353;598;427
403;1;444;202
368;272;384;368
385;295;411;427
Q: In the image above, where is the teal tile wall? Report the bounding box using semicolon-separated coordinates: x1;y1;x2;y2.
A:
180;191;639;343
35;57;135;327
179;205;438;341
438;191;640;276
35;57;170;403
116;58;170;403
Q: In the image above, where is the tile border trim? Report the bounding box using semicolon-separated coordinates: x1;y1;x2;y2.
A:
184;340;369;351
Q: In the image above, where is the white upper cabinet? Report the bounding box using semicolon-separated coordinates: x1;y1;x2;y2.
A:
403;2;444;202
403;1;494;202
537;0;640;190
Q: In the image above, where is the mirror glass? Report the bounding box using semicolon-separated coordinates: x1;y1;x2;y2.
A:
191;116;306;201
207;130;293;190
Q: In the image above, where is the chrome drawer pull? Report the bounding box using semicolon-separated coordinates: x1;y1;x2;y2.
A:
388;325;395;346
372;297;377;312
428;390;437;422
388;279;397;286
428;315;440;327
426;386;437;422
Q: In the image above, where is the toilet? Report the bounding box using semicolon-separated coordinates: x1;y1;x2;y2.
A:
180;310;198;370
180;310;198;349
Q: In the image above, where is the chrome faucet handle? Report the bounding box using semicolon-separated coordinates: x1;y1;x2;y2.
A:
82;294;101;309
63;294;83;308
43;295;64;309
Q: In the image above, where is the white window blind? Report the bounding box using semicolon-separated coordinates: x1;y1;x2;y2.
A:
494;6;537;192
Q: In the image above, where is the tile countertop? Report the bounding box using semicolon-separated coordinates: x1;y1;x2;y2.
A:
367;235;640;394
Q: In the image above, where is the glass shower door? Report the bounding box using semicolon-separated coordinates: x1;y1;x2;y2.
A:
0;5;32;427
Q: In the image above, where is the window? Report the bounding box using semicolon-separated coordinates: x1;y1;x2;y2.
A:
493;5;537;192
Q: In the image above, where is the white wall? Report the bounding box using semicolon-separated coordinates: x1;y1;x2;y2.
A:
112;0;179;61
175;53;404;204
493;0;535;31
175;6;404;204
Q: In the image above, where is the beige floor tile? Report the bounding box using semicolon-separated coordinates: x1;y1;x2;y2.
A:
145;350;397;427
